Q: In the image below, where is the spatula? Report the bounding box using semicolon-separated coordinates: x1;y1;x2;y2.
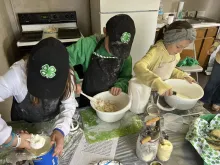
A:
173;91;177;95
80;91;97;103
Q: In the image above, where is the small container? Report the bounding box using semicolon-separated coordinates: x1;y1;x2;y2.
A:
33;145;58;165
157;139;173;162
167;14;175;25
146;105;159;117
136;135;159;162
150;161;163;165
163;113;184;132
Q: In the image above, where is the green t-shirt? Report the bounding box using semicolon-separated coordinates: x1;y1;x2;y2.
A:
67;35;132;93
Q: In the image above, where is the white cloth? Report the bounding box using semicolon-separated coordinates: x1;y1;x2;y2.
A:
0;60;78;139
0;116;12;145
153;57;178;80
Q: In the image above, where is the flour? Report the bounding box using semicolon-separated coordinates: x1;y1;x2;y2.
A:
29;134;46;149
176;93;191;99
84;112;134;133
95;99;118;112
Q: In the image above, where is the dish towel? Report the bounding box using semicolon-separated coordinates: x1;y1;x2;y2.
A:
177;57;199;67
186;114;220;165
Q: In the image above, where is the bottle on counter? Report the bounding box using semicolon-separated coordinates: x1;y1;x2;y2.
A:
177;1;184;19
167;14;175;25
158;0;164;22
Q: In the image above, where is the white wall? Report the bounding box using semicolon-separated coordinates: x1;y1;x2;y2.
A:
205;0;220;20
162;0;208;13
6;0;91;37
162;0;220;21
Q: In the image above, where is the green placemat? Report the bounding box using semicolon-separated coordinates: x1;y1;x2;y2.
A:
80;108;143;143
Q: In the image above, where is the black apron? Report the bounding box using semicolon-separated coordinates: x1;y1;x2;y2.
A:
11;93;60;122
79;38;124;107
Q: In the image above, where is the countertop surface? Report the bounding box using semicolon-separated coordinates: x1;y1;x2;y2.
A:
157;22;220;29
0;102;210;165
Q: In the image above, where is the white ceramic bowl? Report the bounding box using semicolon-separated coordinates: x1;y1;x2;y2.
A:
164;79;204;110
90;91;131;122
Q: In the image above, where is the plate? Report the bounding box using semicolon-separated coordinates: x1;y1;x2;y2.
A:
93;160;122;165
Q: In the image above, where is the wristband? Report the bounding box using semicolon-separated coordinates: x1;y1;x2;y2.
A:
3;132;16;148
54;128;65;136
14;134;21;148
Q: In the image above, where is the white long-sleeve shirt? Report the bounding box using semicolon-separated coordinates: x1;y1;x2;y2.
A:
0;116;12;145
0;60;78;144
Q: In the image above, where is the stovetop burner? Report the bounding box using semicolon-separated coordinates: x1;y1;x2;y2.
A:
20;31;43;42
58;28;81;39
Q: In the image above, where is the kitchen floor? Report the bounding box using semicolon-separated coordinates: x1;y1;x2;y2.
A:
192;72;209;88
192;72;220;114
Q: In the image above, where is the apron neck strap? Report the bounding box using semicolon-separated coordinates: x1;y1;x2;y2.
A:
94;38;105;52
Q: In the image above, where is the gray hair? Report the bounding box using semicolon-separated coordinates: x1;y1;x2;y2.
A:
163;28;197;45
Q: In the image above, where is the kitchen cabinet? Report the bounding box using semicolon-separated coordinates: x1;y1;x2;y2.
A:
198;37;215;68
180;26;218;68
196;28;206;38
180;38;203;59
206;27;218;37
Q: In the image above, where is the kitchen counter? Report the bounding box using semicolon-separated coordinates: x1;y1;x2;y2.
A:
0;102;210;165
115;102;210;165
157;22;220;30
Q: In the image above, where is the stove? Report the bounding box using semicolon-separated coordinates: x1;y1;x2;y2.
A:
19;31;43;42
58;28;81;39
17;11;82;47
16;11;84;83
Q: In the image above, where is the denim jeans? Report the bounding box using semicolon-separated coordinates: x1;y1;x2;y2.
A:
201;60;220;105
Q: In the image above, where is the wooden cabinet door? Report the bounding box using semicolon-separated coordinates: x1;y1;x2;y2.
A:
180;38;203;60
206;27;218;37
196;28;206;38
180;49;194;60
198;37;215;68
195;38;204;58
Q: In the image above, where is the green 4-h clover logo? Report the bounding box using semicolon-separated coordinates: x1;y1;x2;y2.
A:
40;64;56;79
120;32;131;44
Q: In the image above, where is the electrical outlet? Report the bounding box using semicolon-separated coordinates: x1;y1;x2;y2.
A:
197;11;206;17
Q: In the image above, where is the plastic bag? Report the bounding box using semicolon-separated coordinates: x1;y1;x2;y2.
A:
177;57;199;67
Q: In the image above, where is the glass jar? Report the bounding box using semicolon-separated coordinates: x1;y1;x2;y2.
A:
136;134;159;162
146;104;159;117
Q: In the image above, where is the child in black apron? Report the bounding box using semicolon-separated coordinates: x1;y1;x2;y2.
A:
0;38;78;156
67;14;136;107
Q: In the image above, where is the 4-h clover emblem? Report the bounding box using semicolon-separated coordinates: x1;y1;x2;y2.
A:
120;32;131;44
40;64;56;79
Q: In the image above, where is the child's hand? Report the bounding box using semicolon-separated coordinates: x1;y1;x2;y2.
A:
75;84;82;95
72;70;81;94
110;87;122;96
184;77;196;84
50;130;64;157
19;133;31;149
